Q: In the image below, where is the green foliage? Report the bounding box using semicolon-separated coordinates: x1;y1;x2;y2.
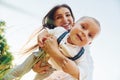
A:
0;21;14;79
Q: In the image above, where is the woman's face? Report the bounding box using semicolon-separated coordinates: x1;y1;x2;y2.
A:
53;7;74;30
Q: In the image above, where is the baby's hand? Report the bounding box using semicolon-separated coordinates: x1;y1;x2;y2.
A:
38;36;47;48
37;29;52;48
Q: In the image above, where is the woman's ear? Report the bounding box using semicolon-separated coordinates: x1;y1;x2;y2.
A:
72;22;75;27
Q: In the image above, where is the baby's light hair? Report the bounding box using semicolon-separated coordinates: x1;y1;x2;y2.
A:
78;16;101;28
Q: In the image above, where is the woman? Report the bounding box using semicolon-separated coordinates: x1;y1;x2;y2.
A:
33;4;78;80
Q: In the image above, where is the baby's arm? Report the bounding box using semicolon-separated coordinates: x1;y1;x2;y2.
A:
41;36;79;79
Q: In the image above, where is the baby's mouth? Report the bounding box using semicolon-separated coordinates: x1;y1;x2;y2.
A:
76;34;82;41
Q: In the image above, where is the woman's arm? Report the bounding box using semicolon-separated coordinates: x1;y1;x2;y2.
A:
3;53;36;80
42;36;79;79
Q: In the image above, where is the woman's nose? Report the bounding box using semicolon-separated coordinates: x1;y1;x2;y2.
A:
62;16;68;23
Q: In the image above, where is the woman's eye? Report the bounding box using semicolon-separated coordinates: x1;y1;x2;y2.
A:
66;14;71;17
56;16;61;19
55;15;62;20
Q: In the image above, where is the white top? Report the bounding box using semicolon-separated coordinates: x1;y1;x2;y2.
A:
46;27;94;80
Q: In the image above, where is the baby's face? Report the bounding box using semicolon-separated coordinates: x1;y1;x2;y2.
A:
69;18;100;46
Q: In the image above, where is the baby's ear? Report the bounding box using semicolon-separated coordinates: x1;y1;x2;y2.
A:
89;42;92;45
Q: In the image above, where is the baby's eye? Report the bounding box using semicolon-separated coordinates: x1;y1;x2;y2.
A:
88;33;94;38
88;34;92;37
81;23;88;30
81;25;86;29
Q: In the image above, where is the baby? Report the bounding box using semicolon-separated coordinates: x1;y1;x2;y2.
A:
38;16;101;70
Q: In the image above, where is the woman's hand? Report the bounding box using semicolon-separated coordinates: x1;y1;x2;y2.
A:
32;60;52;74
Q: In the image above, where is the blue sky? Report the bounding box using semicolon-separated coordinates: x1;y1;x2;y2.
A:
0;0;120;80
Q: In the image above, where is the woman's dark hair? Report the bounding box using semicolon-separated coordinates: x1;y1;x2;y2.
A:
42;4;75;29
21;4;75;54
